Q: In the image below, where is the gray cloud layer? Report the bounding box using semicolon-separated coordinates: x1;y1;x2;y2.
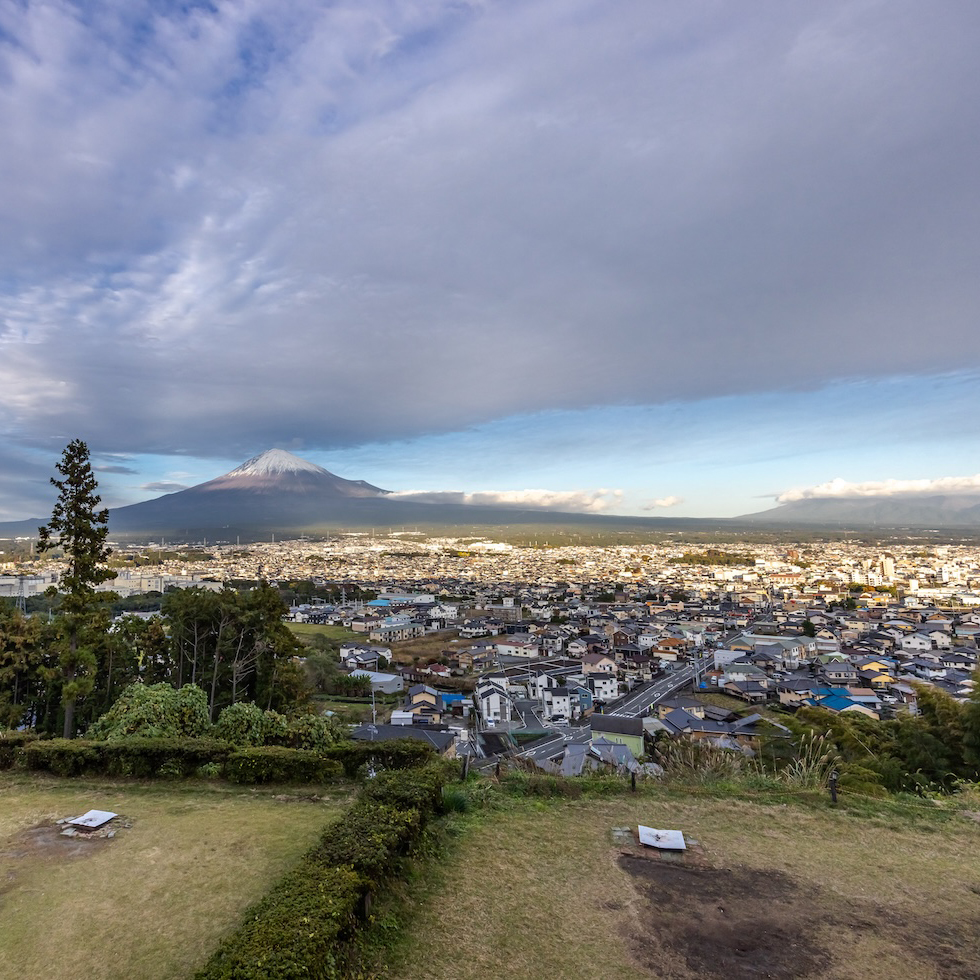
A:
1;1;979;462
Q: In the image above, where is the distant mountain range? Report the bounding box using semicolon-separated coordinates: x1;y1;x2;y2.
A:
738;493;980;526
0;449;701;542
3;448;980;542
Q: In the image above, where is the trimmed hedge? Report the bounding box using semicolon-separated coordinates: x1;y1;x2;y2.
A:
19;737;234;778
195;762;453;980
225;747;344;785
359;764;447;819
9;734;437;784
101;738;234;779
0;731;38;770
323;739;434;777
316;801;422;882
198;865;369;979
21;739;103;777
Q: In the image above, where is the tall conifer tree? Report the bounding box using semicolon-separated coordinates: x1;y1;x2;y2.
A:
38;439;114;737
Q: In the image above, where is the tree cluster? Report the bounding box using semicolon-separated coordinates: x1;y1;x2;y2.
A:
780;679;980;795
3;438;307;737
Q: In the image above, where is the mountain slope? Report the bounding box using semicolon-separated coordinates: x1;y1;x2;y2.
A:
738;493;980;526
95;449;681;539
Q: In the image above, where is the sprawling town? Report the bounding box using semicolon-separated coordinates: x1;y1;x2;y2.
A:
5;531;979;771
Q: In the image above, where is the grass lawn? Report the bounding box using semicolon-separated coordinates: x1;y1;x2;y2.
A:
694;690;789;721
0;773;351;980
286;622;360;643
386;784;980;980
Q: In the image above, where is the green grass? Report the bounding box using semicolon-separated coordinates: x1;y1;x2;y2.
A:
380;779;980;980
0;773;352;980
286;622;360;642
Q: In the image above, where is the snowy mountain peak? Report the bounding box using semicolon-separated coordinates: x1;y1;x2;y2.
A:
227;449;331;478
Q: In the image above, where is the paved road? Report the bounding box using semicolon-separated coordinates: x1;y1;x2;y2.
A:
515;725;592;763
603;650;714;718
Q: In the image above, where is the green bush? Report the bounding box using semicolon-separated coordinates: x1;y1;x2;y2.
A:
284;713;346;752
214;702;289;746
0;731;38;770
195;865;369;979
100;737;233;778
21;739;102;776
324;739;434;777
88;683;212;740
315;802;423;881
195;762;453;978
18;736;235;778
360;763;449;818
225;746;343;785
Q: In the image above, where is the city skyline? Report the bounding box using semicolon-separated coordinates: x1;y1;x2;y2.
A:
2;2;980;521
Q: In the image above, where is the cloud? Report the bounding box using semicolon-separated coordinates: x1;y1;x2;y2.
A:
777;475;980;503
0;0;979;523
389;488;622;514
641;496;684;510
139;481;190;493
96;464;138;475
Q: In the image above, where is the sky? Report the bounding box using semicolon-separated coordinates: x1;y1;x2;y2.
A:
2;0;980;522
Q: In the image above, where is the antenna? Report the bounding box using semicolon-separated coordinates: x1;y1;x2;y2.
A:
15;576;26;615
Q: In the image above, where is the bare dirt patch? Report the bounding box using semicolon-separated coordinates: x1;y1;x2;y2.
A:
618;852;980;980
0;820;118;863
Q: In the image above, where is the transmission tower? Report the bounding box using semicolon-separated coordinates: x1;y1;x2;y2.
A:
15;577;27;615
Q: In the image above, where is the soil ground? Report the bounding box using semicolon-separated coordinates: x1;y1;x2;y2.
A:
618;849;978;980
387;789;980;980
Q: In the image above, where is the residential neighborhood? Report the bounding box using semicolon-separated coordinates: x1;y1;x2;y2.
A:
5;531;980;774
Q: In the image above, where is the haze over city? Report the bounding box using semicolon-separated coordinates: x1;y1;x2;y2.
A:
2;1;980;522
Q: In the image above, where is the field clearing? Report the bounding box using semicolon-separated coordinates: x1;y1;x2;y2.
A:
385;630;461;664
286;622;360;642
0;773;351;980
388;786;980;980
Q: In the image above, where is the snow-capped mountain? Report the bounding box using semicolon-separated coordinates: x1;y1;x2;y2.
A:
197;449;389;498
97;448;667;540
104;449;392;537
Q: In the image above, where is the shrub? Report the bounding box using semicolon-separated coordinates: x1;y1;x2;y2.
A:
225;746;343;785
21;739;102;776
360;763;448;818
100;737;233;778
214;702;288;746
0;731;37;770
195;865;369;979
315;802;423;881
284;713;346;752
195;762;453;978
324;739;434;777
88;683;212;740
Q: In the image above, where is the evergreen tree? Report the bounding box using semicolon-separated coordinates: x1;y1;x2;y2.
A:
37;439;115;737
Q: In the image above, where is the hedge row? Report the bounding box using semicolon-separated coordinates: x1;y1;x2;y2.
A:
19;737;236;778
4;735;438;783
323;739;434;776
224;747;344;785
0;732;37;770
195;762;453;979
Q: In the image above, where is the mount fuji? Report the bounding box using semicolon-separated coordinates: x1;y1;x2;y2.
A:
93;448;666;540
105;449;393;537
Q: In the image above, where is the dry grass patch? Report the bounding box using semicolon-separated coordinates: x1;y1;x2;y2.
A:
0;773;351;980
389;789;980;980
387;631;461;665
